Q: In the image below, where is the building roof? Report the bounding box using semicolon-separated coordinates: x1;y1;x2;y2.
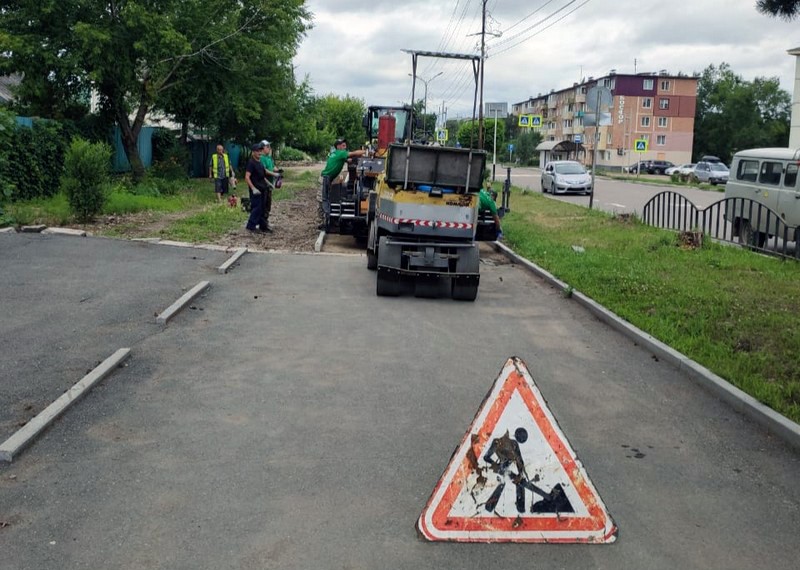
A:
536;141;561;151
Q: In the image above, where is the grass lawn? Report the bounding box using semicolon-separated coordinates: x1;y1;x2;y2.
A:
497;187;800;424
1;169;319;241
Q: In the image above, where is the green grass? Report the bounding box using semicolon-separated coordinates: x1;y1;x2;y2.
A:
157;204;247;242
501;189;800;423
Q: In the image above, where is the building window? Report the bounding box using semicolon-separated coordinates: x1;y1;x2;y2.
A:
659;98;670;110
607;132;613;144
603;78;615;89
640;134;650;142
656;135;666;145
658;117;668;127
643;79;654;90
580;86;587;94
563;119;573;128
643;98;652;109
641;116;651;127
660;80;671;91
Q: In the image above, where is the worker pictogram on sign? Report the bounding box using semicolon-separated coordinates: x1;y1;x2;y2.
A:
417;357;617;543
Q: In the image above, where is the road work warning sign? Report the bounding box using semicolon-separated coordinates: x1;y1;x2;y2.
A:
417;357;617;543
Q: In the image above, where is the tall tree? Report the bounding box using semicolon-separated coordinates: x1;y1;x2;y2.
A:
756;0;800;19
694;63;790;161
0;1;310;180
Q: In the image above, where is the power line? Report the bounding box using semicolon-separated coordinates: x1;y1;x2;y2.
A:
490;0;592;56
501;0;560;34
490;0;577;49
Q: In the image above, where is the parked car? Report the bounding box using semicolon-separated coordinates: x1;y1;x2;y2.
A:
541;161;593;194
665;163;695;176
625;161;651;174
645;160;675;175
693;161;729;185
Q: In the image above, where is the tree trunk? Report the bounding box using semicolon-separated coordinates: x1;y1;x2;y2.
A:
116;108;145;182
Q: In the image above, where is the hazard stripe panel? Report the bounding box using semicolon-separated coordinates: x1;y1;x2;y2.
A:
378;212;473;230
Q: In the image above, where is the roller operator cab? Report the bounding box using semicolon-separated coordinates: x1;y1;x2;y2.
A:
365;143;497;301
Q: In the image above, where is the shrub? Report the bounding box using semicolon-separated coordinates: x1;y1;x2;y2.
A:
7;118;71;201
0;109;16;203
277;146;308;161
151;129;189;180
60;138;112;222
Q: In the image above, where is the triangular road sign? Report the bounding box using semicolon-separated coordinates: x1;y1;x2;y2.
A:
417;357;617;543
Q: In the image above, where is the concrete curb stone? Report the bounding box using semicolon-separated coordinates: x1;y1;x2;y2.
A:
492;240;800;451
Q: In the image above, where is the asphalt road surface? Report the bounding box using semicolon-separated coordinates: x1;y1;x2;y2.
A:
1;233;798;569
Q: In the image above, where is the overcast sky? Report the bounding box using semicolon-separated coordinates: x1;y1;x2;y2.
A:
294;0;800;119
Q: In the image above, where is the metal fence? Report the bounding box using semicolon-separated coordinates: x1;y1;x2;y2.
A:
641;191;799;260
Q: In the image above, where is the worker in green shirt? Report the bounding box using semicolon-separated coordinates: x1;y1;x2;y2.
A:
318;137;366;229
479;186;503;240
257;140;281;232
321;138;365;180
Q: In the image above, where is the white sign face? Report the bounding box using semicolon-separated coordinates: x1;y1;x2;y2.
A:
417;357;618;543
485;102;508;118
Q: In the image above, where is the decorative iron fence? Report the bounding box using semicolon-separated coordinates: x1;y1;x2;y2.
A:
641;191;799;260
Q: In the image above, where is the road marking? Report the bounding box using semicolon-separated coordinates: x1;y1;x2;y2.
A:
417;357;617;543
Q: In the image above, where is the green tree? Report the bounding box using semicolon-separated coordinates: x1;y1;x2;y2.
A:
313;94;366;155
757;0;800;19
514;130;543;166
0;1;310;180
694;63;790;162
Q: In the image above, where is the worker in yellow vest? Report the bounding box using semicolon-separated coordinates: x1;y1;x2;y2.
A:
209;144;236;203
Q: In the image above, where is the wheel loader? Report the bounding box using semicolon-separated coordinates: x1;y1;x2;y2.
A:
321;105;413;241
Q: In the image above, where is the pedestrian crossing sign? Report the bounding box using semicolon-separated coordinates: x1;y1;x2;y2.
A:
518;115;542;128
634;139;648;153
437;129;448;142
417;357;618;543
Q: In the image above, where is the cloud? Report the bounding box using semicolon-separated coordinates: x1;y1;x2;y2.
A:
295;0;800;117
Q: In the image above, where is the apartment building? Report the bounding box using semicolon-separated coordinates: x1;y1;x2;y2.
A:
512;71;698;169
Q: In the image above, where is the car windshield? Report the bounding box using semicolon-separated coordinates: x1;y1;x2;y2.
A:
710;163;729;172
554;163;585;175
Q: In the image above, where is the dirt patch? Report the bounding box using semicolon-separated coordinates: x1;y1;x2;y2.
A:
218;186;321;252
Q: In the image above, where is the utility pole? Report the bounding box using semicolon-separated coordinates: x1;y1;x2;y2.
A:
478;0;487;149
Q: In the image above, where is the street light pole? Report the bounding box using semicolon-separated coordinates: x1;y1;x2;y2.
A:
409;72;443;139
492;107;498;180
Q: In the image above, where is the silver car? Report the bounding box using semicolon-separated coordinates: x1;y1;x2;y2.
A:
541;161;593;194
693;161;729;185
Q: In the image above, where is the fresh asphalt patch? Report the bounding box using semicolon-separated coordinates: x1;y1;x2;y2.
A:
0;233;230;443
1;234;799;569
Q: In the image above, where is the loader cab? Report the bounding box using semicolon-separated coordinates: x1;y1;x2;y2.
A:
364;105;413;145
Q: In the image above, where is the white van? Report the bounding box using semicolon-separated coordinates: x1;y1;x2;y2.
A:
724;148;800;245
